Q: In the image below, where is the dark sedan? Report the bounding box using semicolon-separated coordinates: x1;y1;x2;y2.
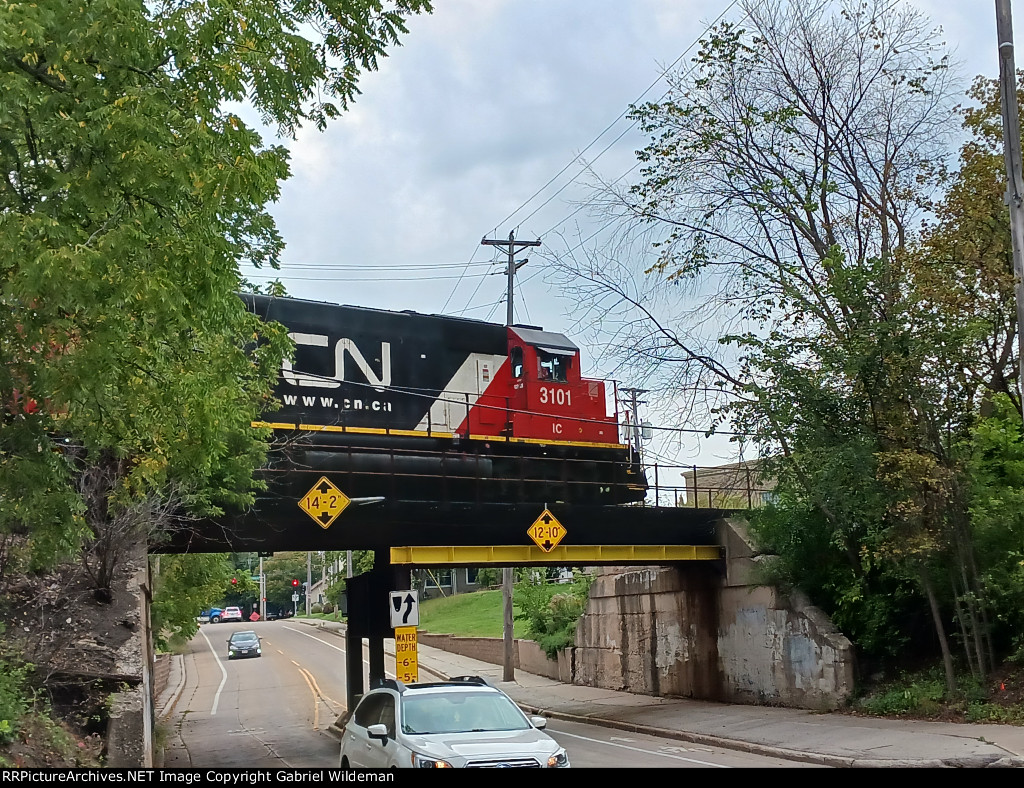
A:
227;630;262;660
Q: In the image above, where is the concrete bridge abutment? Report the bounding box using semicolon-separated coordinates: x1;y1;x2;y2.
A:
570;517;856;710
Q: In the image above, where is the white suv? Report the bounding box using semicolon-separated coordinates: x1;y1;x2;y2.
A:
336;677;570;769
220;606;243;623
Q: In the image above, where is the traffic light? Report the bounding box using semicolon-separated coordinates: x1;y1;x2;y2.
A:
231;577;237;586
292;579;299;587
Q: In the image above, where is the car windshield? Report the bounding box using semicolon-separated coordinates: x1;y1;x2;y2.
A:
401;691;530;734
230;633;258;646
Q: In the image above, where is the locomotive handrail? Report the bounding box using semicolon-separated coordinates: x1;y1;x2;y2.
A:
264;440;771;510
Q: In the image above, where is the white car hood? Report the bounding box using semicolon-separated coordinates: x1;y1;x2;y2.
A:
409;728;558;763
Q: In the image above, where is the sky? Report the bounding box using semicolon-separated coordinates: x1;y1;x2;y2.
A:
239;0;1024;477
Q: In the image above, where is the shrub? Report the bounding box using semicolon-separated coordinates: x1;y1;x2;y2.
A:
0;658;30;745
311;603;323;615
322;602;334;615
514;570;593;659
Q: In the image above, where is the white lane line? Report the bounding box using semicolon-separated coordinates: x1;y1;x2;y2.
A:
283;626;397;678
549;729;730;768
197;626;228;716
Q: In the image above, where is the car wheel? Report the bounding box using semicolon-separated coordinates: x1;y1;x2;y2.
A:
211;616;220;624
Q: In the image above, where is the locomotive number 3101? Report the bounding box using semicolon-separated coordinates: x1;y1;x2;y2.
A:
539;387;571;406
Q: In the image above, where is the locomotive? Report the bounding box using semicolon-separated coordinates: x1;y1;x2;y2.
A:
242;293;648;505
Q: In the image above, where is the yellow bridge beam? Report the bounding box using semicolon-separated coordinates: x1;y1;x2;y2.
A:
390;544;723;564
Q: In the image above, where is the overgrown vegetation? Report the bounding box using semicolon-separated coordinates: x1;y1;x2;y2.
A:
557;0;1024;699
514;571;594;659
0;0;431;763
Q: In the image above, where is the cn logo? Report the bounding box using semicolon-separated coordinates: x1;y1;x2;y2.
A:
282;333;392;389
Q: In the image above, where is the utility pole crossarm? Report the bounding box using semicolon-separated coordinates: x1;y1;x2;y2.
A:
482;231;542;327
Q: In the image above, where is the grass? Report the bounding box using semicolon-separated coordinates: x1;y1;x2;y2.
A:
294;590;527;639
418;590;527;639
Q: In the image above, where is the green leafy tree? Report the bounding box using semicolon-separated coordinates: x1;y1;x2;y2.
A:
0;1;431;586
150;554;234;649
554;0;1023;690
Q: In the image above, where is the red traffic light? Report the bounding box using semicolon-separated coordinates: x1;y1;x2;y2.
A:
231;577;237;585
292;579;299;587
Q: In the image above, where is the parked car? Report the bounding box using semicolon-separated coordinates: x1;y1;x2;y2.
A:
197;608;223;624
220;606;244;623
226;631;262;660
336;676;569;768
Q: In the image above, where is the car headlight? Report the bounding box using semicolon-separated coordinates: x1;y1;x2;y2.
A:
255;648;261;654
229;650;235;656
411;752;452;768
547;749;570;768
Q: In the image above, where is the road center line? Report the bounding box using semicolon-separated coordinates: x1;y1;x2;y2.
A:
284;625;397;678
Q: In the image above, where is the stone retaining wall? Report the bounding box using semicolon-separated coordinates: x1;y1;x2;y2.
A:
105;543;154;767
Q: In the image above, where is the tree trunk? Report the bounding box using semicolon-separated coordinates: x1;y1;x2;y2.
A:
921;568;956;695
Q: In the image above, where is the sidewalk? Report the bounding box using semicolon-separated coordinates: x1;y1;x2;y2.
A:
300;619;1024;768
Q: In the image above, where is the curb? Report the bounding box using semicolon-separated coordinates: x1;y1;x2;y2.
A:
155;654;186;720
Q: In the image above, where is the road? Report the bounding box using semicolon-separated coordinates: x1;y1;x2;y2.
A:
162;620;823;768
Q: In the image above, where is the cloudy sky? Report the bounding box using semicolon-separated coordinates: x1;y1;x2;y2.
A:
241;0;1024;472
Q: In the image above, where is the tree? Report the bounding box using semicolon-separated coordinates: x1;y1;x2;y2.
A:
554;0;1002;690
0;1;431;585
150;553;234;649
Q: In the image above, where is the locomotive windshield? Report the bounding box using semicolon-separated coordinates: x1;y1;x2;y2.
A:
537;348;571;382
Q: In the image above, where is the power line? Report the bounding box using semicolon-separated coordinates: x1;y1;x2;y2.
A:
461;2;743;319
240;260;501;271
491;0;741;235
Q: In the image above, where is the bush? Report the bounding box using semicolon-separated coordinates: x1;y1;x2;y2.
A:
322;602;334;615
0;657;29;745
514;570;593;659
474;568;500;588
311;603;323;615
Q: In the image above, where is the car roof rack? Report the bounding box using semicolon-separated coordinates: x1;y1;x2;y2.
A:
447;675;493;687
379;678;406;694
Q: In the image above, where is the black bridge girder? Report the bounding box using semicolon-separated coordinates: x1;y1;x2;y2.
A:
154;497;729;554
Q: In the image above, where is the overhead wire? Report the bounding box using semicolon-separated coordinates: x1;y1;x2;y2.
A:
461;1;743;317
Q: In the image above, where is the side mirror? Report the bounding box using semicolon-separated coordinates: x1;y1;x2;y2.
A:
367;723;389;742
530;716;547;729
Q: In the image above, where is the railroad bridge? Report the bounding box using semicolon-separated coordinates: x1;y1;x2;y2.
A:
151;450;851;708
103;452;855;767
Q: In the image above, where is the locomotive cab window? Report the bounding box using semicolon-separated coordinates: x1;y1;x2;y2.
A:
536;348;571;383
511;346;524;378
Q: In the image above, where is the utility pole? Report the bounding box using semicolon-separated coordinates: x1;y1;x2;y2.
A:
481;230;541;682
259;557;265;618
482;231;541;326
306;551;312;616
997;0;1024;421
619;387;649;461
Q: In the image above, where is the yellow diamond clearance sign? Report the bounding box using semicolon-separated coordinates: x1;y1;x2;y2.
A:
298;477;351;529
528;509;566;552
